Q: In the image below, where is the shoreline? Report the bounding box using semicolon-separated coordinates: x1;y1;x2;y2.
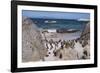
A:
41;31;82;41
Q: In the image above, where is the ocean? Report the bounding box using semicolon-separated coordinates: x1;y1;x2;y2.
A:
31;18;89;32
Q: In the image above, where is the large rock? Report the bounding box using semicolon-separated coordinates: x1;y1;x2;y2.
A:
80;22;90;40
22;17;47;62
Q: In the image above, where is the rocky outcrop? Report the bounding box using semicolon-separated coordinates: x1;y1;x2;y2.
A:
80;22;90;40
79;22;90;59
22;17;47;62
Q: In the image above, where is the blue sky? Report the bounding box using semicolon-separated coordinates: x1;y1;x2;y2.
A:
22;10;90;20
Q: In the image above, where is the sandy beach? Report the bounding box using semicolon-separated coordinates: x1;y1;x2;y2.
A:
41;31;82;41
40;29;90;61
44;39;90;61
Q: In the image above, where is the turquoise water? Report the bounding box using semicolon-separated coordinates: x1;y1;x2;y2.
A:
31;18;89;31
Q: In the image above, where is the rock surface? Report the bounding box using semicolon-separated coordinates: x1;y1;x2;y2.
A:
22;17;47;62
